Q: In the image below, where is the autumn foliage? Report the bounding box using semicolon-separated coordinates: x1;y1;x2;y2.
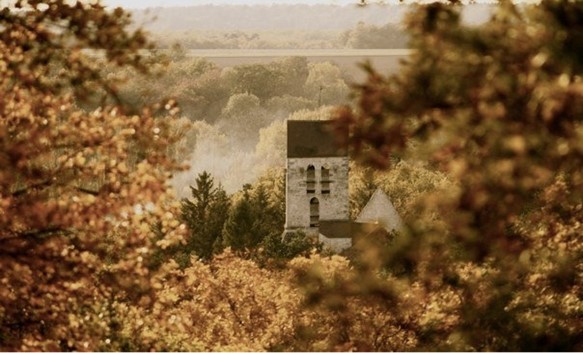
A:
0;0;185;349
332;0;583;350
1;0;582;352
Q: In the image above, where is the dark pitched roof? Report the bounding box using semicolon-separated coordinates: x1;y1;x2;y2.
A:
287;120;347;158
319;220;381;239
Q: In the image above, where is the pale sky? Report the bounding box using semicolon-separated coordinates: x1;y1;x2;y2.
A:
103;0;359;8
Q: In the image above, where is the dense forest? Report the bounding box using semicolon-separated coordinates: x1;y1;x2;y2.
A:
106;50;355;192
1;0;582;352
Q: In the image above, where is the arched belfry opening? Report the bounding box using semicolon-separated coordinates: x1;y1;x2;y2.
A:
309;197;319;227
306;165;316;193
321;166;330;194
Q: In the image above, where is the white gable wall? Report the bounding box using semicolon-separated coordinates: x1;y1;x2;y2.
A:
356;188;403;232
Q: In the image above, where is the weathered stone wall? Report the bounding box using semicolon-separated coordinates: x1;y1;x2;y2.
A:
285;156;349;231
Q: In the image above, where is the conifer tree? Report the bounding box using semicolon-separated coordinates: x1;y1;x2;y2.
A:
249;183;275;247
208;187;230;254
180;171;230;260
222;184;255;252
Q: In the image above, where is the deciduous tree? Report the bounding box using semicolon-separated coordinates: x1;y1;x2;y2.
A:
0;1;184;349
330;0;583;350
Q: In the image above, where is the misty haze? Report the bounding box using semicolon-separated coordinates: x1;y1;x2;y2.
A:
122;3;489;195
2;1;581;352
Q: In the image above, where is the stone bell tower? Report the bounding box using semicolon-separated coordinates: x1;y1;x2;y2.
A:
284;120;349;237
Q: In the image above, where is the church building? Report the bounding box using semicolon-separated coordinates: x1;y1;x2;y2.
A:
284;120;402;252
284;120;350;235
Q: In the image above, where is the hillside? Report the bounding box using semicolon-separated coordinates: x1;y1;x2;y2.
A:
129;4;493;49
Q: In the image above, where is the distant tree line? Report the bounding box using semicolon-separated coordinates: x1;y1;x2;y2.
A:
150;24;408;50
131;3;494;50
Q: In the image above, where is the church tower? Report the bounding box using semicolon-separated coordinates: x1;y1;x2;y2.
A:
284;120;349;236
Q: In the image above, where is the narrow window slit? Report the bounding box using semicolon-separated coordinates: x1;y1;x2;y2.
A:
307;165;315;193
310;197;319;227
321;166;330;194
